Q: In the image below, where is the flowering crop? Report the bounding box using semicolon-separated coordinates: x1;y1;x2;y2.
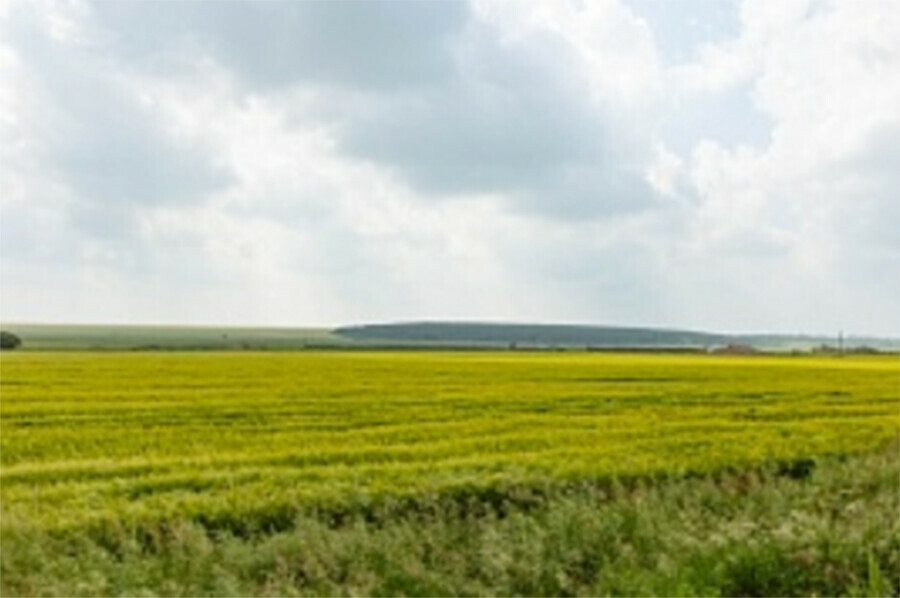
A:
1;351;897;536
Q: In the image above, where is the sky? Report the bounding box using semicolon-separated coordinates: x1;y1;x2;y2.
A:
1;0;898;336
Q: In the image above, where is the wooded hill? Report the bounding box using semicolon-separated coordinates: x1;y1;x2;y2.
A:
334;322;899;351
335;322;722;349
2;322;896;351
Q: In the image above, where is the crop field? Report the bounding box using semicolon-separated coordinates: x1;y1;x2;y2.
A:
1;351;899;596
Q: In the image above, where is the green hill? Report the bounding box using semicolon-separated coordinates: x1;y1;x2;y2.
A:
334;322;900;351
334;322;724;349
2;321;896;352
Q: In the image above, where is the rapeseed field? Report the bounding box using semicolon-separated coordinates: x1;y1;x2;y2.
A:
1;351;898;595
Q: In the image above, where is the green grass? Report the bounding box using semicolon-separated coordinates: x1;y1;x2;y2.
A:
1;351;898;595
3;445;898;597
0;324;342;351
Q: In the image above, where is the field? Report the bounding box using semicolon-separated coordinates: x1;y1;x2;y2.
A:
0;324;342;351
1;351;899;596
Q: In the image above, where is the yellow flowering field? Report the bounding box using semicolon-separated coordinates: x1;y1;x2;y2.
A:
1;351;897;537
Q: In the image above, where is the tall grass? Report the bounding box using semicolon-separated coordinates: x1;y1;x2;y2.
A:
2;443;897;596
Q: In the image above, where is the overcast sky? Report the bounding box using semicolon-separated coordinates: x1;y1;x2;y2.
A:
1;0;898;335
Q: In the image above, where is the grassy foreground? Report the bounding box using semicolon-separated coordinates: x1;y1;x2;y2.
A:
1;351;898;595
3;445;898;597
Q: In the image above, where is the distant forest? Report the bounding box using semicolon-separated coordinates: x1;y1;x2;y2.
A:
335;322;722;348
1;322;896;352
334;322;899;352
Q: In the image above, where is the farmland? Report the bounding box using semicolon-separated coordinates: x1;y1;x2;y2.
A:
1;351;899;595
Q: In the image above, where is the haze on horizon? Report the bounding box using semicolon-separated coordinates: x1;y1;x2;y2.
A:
1;0;898;337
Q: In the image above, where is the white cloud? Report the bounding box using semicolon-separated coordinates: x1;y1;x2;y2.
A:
669;0;900;334
1;0;897;336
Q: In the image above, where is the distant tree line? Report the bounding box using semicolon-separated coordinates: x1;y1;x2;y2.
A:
334;322;724;348
1;330;22;350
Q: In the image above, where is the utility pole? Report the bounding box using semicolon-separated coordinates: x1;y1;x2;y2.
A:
838;329;844;355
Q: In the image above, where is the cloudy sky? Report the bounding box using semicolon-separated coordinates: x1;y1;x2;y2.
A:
1;0;898;335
